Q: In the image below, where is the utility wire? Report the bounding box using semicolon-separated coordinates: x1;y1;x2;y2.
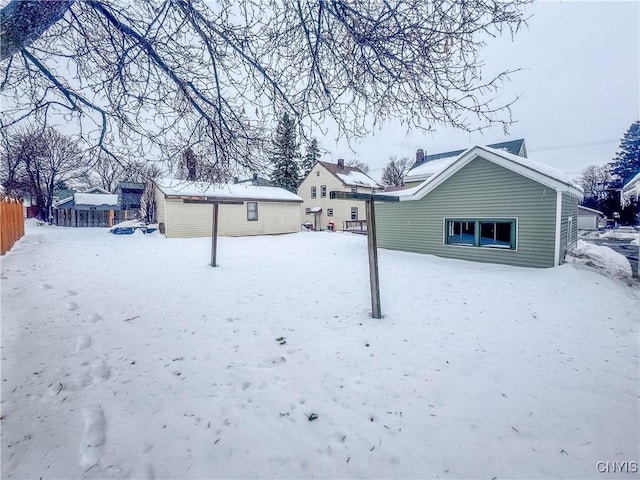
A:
528;139;618;153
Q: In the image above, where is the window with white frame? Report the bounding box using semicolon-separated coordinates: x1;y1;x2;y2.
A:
350;207;358;220
321;185;327;197
311;186;316;199
327;208;333;216
305;207;311;215
247;202;258;221
445;219;516;249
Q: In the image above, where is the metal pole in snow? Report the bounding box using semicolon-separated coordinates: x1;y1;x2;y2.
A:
211;203;219;267
365;199;381;319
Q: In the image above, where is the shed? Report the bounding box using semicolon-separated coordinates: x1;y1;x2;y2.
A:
52;188;122;227
577;206;605;230
375;146;583;268
154;178;303;238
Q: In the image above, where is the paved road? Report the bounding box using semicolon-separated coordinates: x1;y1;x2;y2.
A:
582;237;639;278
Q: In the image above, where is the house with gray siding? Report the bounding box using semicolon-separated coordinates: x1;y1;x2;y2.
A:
375;145;583;268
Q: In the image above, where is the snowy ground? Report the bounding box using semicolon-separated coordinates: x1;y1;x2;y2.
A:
1;224;639;479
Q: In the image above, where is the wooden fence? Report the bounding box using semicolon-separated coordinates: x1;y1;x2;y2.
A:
0;196;25;255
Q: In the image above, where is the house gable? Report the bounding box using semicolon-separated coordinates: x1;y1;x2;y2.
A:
376;156;563;268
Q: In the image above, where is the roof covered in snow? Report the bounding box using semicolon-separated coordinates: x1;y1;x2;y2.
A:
379;145;583;202
317;161;382;189
622;171;640;198
74;193;119;206
407;139;527;182
155;178;303;202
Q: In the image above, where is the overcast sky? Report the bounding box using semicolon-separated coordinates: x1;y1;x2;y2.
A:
323;1;640;182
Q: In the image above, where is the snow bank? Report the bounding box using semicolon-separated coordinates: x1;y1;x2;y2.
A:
2;226;638;479
566;239;633;281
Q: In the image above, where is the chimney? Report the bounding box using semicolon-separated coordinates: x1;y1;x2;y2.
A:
337;158;345;169
253;172;258;182
233;176;239;184
416;148;424;165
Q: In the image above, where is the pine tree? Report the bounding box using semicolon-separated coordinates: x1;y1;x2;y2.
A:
301;138;321;179
610;120;640;186
269;112;300;192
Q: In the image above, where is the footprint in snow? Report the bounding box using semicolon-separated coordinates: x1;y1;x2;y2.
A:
77;335;92;352
67;290;78;296
91;361;112;382
81;405;106;467
67;301;79;312
42;284;53;290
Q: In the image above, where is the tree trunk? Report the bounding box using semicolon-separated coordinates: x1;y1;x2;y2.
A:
1;0;74;61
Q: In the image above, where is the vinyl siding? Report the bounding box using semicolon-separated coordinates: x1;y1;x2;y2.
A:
155;186;166;225
161;198;301;238
375;157;558;268
559;192;580;262
297;163;375;230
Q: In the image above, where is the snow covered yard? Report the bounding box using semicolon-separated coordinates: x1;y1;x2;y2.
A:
1;224;638;479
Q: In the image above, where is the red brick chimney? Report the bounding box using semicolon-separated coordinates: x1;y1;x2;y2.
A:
416;149;424;164
337;158;345;169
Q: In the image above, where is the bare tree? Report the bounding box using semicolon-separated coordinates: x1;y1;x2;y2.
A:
0;127;89;219
346;159;370;173
578;164;611;210
1;1;529;179
90;153;127;192
381;156;412;187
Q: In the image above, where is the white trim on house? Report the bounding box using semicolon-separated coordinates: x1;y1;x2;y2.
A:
440;216;520;252
383;146;583;202
554;191;563;267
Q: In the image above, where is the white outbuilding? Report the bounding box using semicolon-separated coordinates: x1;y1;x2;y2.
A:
154;178;303;238
577;206;605;230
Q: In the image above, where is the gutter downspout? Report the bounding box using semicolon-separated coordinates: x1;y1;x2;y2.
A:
554;191;562;267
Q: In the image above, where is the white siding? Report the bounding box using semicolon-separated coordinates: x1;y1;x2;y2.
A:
162;198;301;238
297;163;375;230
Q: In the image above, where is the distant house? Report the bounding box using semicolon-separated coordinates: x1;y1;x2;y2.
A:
234;174;275;187
115;181;145;217
375;145;583;268
52;187;122;227
622;171;640;204
297;159;383;231
404;139;527;188
154;178;303;238
577;206;605;230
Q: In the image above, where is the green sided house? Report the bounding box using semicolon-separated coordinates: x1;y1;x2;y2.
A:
154;178;303;238
375;145;583;268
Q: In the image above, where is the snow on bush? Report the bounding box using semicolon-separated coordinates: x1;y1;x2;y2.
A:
566;239;632;281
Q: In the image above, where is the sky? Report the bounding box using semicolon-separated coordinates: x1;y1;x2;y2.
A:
324;1;640;182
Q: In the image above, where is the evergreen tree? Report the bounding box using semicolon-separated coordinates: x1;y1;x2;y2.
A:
301;138;321;179
270;113;300;192
609;120;640;186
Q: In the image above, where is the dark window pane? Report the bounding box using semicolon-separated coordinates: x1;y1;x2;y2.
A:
447;221;474;245
480;222;511;248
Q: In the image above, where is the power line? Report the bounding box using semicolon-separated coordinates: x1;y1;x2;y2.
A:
528;139;619;153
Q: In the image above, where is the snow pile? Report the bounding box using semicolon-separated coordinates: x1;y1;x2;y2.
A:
599;229;640;241
1;226;638;479
109;219;145;230
566;239;633;281
631;236;639;246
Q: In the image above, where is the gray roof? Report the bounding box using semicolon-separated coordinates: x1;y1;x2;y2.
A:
411;139;526;170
